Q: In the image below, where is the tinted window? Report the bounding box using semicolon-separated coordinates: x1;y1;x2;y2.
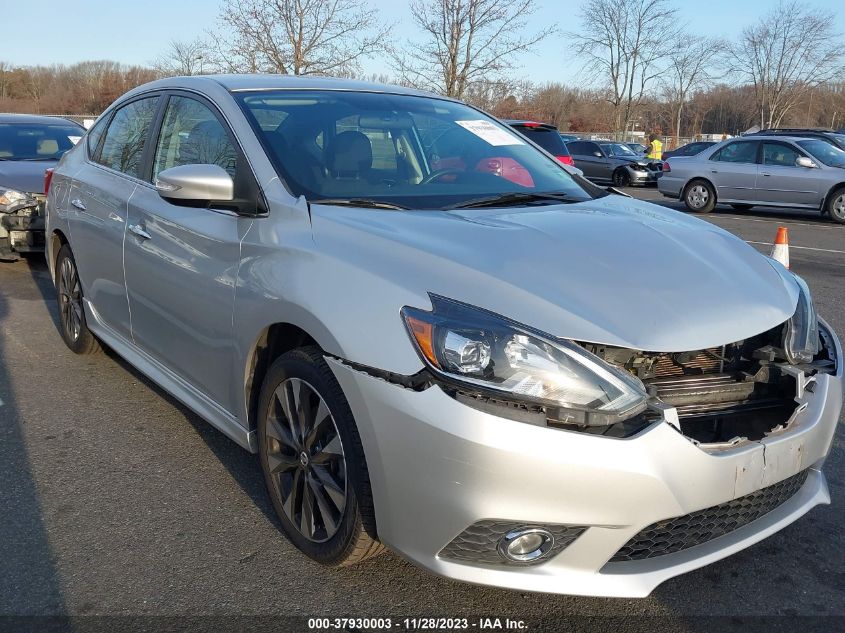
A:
0;122;83;161
238;90;594;210
566;141;590;155
762;142;801;167
511;126;568;155
86;115;110;159
153;96;238;181
97;97;160;178
711;141;758;163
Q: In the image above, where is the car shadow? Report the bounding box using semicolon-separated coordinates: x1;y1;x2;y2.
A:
0;262;67;615
22;255;285;536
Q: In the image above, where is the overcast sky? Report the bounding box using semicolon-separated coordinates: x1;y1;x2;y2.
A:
3;0;843;85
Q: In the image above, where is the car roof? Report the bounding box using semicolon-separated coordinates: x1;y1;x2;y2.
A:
125;74;447;101
0;113;82;127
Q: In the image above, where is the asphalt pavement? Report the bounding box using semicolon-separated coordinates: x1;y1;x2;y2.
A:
1;192;843;632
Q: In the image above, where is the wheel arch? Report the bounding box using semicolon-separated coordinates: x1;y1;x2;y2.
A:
822;182;845;211
48;229;70;281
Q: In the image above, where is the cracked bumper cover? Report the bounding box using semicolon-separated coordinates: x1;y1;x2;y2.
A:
326;319;842;597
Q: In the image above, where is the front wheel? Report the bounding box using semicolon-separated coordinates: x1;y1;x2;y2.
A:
257;347;383;566
826;188;845;224
683;180;716;213
612;168;631;187
55;244;101;354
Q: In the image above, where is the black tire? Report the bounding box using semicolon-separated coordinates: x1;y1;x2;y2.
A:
730;204;753;211
683;179;716;213
257;346;384;566
826;187;845;224
54;244;101;355
612;168;631;187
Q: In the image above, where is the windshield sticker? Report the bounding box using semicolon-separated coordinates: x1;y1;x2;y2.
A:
456;120;525;146
68;136;82;145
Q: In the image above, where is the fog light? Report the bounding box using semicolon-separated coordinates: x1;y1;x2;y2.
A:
497;528;554;562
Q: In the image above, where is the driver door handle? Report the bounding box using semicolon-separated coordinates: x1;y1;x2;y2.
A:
70;198;86;211
128;223;151;240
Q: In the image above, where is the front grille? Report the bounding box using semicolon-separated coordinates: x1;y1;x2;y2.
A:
439;520;586;566
610;469;809;562
651;348;723;378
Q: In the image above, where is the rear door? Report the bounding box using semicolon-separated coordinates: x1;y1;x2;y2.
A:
756;141;821;207
706;140;759;202
67;95;161;339
123;93;256;412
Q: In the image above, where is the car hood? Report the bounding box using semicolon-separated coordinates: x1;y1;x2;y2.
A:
0;159;57;194
311;195;799;352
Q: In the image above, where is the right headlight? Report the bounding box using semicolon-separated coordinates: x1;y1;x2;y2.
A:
401;296;648;427
782;274;820;364
0;187;38;214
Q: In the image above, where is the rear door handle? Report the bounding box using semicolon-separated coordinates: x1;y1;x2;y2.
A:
710;170;718;174
761;173;771;177
70;198;86;211
128;223;151;240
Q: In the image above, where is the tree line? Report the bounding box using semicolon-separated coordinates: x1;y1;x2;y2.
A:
1;0;843;138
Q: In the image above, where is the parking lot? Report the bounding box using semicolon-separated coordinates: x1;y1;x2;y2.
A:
1;191;843;630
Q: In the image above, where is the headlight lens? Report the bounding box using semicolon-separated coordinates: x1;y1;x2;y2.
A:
402;296;648;426
0;188;38;214
783;274;820;364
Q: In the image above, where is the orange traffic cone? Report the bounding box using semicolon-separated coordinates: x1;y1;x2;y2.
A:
771;226;790;269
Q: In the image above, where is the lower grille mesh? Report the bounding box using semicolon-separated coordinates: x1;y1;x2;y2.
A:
610;469;809;562
439;520;585;566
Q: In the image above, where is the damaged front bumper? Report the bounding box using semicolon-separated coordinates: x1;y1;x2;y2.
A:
326;318;842;597
0;197;46;256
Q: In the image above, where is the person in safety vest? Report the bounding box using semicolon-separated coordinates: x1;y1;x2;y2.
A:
647;134;663;160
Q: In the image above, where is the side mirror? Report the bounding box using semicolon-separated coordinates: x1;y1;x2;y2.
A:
155;164;234;202
593;151;603;158
795;156;817;169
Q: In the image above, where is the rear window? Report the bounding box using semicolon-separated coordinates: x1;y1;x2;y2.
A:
0;123;83;161
511;126;569;156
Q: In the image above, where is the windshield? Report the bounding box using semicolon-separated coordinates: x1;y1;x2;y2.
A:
798;139;845;167
0;123;83;160
601;143;637;157
236;90;595;209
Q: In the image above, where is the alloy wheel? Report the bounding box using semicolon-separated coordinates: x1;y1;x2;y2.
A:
687;184;709;210
264;377;347;543
58;256;83;342
832;193;845;221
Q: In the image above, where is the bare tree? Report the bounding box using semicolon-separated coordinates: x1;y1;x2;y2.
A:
395;0;554;100
728;1;843;129
154;39;210;77
663;35;725;140
571;0;679;136
209;0;389;76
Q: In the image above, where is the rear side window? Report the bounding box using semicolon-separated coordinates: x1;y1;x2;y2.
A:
710;141;758;164
96;97;160;178
567;141;591;155
86;115;110;159
512;126;568;156
152;96;239;181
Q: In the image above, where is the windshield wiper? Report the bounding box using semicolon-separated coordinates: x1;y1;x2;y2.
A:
309;198;410;210
443;191;573;210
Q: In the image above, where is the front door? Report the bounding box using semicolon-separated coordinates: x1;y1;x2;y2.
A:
123;94;253;412
707;140;759;202
756;141;821;207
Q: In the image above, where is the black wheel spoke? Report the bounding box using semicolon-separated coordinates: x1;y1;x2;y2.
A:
311;464;345;511
311;435;343;465
266;451;299;475
307;475;338;535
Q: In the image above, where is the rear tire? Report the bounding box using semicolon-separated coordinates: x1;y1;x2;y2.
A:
257;346;384;566
826;187;845;224
54;244;101;355
683;179;716;213
730;203;753;211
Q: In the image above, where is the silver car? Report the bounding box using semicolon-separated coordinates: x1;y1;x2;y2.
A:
659;135;845;223
46;76;842;597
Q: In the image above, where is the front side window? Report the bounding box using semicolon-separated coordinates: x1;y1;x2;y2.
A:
0;122;83;161
97;97;160;178
237;90;594;210
711;141;758;164
602;143;636;157
762;142;802;167
153;96;239;181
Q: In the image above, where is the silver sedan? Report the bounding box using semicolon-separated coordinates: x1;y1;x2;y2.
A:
658;135;845;223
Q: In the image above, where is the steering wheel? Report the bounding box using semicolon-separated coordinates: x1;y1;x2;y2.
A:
421;169;466;184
